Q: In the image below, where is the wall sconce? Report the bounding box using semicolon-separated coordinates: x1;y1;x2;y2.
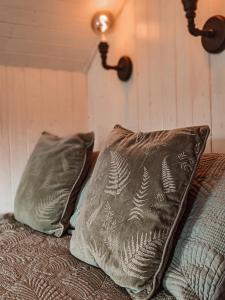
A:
91;11;133;81
182;0;225;53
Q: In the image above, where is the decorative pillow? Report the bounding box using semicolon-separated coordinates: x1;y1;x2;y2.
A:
163;153;225;300
152;289;176;300
14;131;94;237
70;124;209;299
69;152;99;230
69;177;91;230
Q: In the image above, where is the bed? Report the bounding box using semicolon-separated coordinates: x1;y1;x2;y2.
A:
0;213;175;300
1;126;225;300
0;213;129;300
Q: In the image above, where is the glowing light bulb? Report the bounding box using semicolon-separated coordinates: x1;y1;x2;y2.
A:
100;15;108;32
91;11;114;41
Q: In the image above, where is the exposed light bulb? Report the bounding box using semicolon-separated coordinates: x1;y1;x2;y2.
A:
91;11;114;40
99;15;108;32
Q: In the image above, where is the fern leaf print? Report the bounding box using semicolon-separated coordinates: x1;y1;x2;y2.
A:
102;201;117;232
34;191;65;224
135;132;145;144
90;240;107;269
178;152;195;174
128;167;150;222
121;232;166;280
162;157;176;193
104;151;130;196
86;206;99;228
101;201;118;249
14;277;68;300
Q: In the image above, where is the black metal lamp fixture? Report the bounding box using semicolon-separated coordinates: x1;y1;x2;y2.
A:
91;11;133;81
182;0;225;53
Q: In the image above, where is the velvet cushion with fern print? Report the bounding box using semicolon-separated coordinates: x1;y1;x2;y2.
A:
70;124;209;299
14;131;94;237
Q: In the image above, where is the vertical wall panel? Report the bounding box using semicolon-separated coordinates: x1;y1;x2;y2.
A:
0;66;87;213
159;0;177;130
25;68;42;154
71;72;88;132
88;0;138;149
148;0;177;130
144;0;164;131
135;0;150;131
211;55;225;152
135;0;177;131
209;0;225;152
88;0;224;152
0;67;12;212
175;0;212;151
7;67;29;200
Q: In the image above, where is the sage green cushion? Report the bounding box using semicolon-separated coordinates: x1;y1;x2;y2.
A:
69;177;91;229
14;131;94;237
163;153;225;300
70;124;209;299
70;152;99;230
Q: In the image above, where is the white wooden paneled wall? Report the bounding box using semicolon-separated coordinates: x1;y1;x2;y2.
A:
0;66;87;213
88;0;225;153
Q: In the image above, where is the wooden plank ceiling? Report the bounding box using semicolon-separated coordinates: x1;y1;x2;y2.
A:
0;0;126;72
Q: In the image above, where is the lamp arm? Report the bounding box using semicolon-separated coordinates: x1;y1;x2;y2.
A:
98;42;121;71
182;0;214;38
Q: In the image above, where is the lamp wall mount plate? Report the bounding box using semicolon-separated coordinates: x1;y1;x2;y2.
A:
182;0;225;53
202;15;225;53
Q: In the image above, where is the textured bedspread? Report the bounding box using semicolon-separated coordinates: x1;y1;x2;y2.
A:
0;214;174;300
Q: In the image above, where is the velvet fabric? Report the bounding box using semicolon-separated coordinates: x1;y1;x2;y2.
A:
14;131;94;237
70;124;209;299
70;152;99;230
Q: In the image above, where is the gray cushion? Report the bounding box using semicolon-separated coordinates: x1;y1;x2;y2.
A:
70;124;209;299
14;131;94;237
163;153;225;300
